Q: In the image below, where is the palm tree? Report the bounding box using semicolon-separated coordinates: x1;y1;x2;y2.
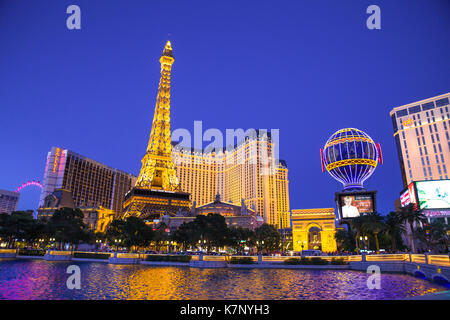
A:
383;212;405;252
398;204;427;253
415;221;449;253
334;229;348;252
350;217;365;250
362;212;385;252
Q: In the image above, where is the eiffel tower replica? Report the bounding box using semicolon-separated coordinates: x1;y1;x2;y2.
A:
122;40;190;221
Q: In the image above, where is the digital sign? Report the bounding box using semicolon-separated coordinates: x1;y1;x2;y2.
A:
399;182;418;210
400;189;410;207
53;148;60;173
415;180;450;210
336;191;376;220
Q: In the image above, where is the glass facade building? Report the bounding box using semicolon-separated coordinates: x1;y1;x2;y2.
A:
38;147;137;218
0;189;20;214
390;93;450;187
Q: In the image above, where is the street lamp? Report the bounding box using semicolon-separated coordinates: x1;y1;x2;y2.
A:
359;236;368;251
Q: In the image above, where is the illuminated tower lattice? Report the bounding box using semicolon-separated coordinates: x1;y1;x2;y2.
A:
135;41;180;191
122;41;190;221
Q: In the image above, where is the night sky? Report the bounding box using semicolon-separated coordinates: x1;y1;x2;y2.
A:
1;0;449;216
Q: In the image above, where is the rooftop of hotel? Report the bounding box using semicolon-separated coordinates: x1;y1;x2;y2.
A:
389;92;449;116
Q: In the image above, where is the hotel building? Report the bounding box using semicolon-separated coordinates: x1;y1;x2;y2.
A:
172;132;290;229
0;189;20;214
390;93;450;187
38;147;137;218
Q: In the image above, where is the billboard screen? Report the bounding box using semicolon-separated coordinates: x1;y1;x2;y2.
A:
400;189;410;207
336;191;376;219
415;180;450;210
399;182;418;209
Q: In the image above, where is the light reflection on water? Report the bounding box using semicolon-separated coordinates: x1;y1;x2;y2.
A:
0;259;445;300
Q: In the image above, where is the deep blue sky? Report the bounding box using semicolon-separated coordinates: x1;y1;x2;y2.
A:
1;0;449;215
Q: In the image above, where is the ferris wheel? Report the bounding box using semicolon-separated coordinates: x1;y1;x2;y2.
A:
15;180;43;193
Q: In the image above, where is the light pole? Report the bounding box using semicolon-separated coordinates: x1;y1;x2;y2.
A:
256;241;264;255
359;236;368;251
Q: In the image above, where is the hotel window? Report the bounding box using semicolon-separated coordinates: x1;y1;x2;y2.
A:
409;105;421;114
422;102;435;111
423;168;427;176
436;97;449;107
396;109;408;117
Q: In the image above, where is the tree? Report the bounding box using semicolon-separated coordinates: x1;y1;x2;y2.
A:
171;221;197;251
362;212;385;252
47;208;90;250
228;227;255;254
398;204;427;253
0;211;42;248
415;221;449;253
350;216;365;250
383;212;406;252
122;217;153;251
195;214;230;253
105;217;153;251
254;223;281;253
152;222;169;252
334;228;355;252
106;219;126;249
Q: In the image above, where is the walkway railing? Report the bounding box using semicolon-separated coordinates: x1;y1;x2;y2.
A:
0;249;16;254
1;249;449;268
366;254;407;262
46;250;72;256
428;255;450;267
411;254;427;264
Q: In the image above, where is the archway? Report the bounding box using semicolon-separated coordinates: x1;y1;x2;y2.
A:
308;226;322;250
432;274;450;286
413;270;427;279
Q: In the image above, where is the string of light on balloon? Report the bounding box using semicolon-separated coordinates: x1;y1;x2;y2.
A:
321;128;381;190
